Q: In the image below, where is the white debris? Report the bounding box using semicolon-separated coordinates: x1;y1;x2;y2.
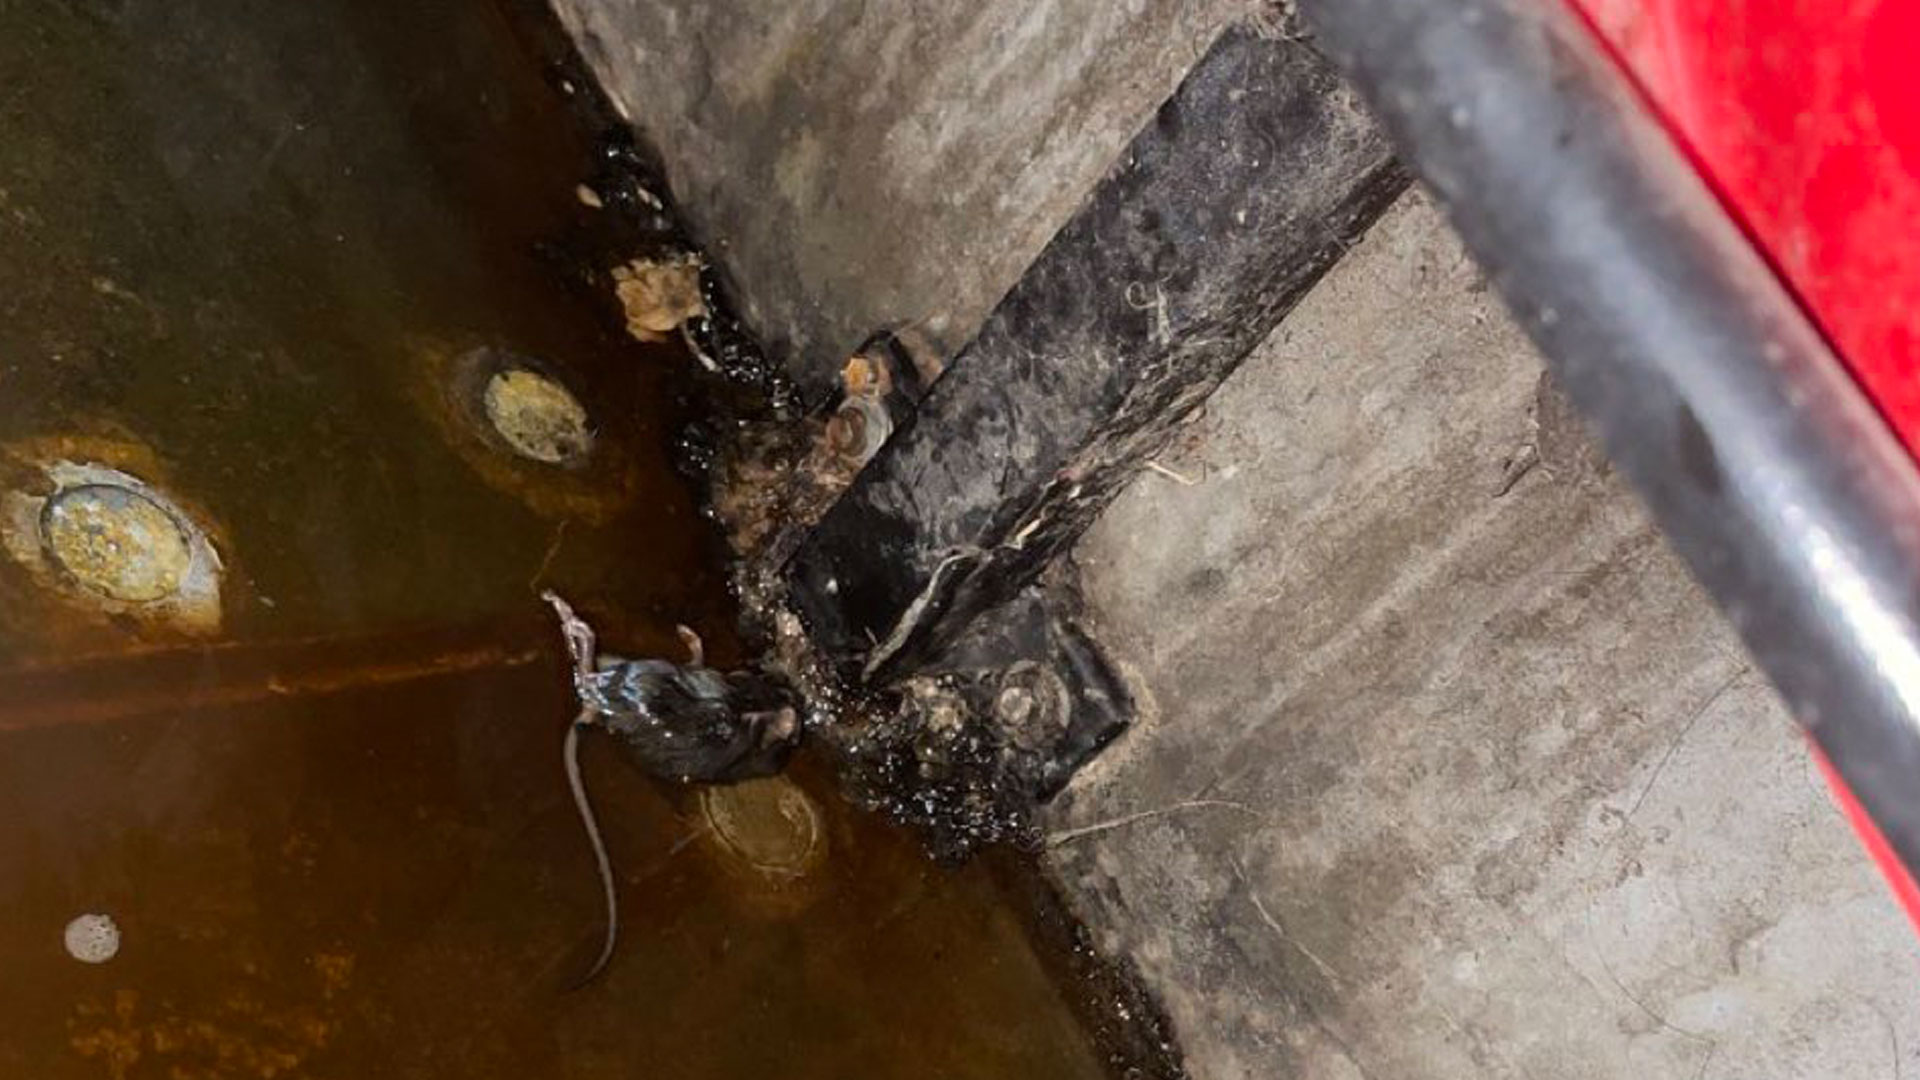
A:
64;913;120;964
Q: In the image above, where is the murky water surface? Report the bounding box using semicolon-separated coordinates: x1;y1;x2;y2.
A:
0;1;1120;1076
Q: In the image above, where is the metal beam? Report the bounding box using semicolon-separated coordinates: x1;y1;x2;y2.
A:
786;23;1406;683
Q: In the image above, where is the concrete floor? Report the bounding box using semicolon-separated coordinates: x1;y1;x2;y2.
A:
555;2;1920;1075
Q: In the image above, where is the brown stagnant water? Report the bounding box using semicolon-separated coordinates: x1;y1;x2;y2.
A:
0;1;1134;1076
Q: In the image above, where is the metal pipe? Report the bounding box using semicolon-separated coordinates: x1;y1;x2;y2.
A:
1300;0;1920;880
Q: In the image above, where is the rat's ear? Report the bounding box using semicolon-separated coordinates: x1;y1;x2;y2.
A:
675;624;705;667
749;707;800;746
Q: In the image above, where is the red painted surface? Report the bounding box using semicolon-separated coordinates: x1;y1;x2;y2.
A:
1561;0;1920;924
1816;745;1920;936
1569;0;1920;455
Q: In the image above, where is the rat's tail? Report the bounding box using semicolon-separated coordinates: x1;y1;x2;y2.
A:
564;714;619;989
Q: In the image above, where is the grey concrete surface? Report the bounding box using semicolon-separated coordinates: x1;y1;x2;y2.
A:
1049;190;1920;1078
549;0;1252;386
553;3;1920;1074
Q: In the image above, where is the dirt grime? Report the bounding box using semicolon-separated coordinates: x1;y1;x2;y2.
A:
0;0;1178;1077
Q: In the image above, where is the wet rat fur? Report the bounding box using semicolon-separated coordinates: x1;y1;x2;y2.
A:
542;591;800;986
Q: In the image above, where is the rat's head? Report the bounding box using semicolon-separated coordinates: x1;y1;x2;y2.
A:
729;705;802;779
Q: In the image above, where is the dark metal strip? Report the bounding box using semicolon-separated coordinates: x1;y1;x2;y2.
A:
786;24;1406;681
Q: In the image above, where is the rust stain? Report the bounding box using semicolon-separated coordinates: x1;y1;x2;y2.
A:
310;952;355;1001
69;966;347;1080
0;618;547;733
68;989;143;1080
0;430;237;649
405;338;643;525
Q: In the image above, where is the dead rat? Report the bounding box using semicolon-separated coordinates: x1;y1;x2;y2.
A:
542;591;801;986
